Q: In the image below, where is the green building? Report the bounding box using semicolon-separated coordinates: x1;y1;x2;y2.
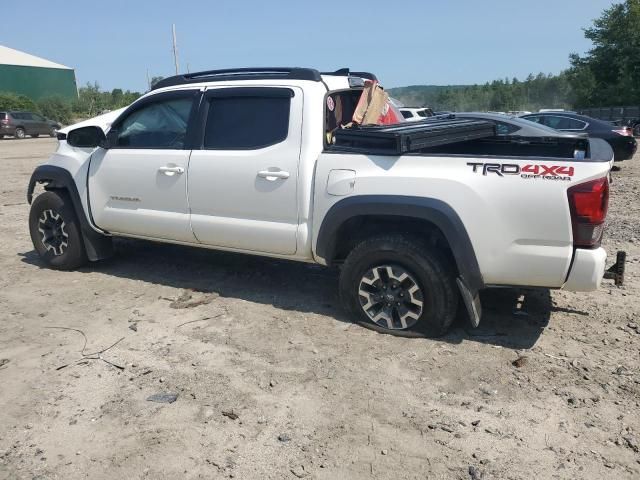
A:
0;45;77;101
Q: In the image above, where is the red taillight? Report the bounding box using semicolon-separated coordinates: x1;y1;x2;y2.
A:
0;119;8;125
567;177;609;248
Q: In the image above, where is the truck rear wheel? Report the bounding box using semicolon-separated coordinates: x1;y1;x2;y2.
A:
28;190;87;270
339;234;459;337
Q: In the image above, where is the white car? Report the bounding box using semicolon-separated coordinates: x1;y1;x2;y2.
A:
399;107;434;121
26;67;623;337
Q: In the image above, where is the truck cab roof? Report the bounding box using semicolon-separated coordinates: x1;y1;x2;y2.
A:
151;67;376;93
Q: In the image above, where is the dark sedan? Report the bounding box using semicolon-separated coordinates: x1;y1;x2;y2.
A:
521;112;637;161
455;112;585;137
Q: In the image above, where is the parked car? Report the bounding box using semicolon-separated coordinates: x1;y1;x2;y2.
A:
26;67;623;337
579;106;640;136
399;107;434;121
538;109;575;113
0;111;61;139
455;112;588;138
521;112;637;161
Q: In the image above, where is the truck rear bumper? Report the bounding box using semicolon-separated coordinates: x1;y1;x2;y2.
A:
563;247;607;292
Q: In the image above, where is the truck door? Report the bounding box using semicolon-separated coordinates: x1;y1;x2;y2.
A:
88;90;200;242
187;87;302;255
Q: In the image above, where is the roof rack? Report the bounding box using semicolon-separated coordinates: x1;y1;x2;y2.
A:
151;67;323;90
151;67;380;91
322;68;378;81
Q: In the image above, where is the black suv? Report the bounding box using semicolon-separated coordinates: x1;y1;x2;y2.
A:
0;111;61;139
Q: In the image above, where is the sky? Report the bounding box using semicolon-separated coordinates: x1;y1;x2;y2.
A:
0;0;619;92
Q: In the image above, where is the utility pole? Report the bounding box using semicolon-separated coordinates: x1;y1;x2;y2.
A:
172;24;179;75
146;69;151;90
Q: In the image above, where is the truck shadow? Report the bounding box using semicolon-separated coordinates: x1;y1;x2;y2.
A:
21;238;585;348
443;289;554;349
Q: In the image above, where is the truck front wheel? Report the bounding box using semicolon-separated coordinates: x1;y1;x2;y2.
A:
28;190;88;270
339;234;459;337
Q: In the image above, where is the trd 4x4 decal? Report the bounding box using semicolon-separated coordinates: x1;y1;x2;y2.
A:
467;162;574;181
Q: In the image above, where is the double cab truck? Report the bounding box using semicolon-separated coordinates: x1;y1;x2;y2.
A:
27;67;625;337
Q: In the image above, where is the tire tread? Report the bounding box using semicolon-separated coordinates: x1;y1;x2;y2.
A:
339;234;458;338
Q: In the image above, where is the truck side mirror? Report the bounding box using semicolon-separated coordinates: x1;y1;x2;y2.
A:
104;129;119;149
67;126;107;148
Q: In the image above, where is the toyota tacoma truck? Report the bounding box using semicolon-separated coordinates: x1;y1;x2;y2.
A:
26;67;625;337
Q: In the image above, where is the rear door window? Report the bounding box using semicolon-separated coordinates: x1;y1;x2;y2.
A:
495;121;520;135
543;116;587;130
203;90;291;150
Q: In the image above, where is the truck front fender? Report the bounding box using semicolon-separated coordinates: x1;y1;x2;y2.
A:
27;165;113;261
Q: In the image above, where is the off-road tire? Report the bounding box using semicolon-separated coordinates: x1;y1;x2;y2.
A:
339;234;459;338
29;190;87;270
15;127;25;139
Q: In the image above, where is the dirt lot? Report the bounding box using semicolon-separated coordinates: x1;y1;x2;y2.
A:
0;137;638;480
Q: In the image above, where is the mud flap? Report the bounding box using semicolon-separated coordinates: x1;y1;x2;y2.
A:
456;278;482;328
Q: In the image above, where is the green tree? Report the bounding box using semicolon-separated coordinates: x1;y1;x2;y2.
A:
74;81;105;117
568;0;640;106
0;92;38;112
111;88;124;106
73;82;142;117
37;97;73;124
149;76;165;89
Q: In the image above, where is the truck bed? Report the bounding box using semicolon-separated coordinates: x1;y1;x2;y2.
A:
331;118;496;154
329;118;597;160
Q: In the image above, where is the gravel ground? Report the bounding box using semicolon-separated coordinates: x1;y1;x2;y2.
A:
0;138;638;480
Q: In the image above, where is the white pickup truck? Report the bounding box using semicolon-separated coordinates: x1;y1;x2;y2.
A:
27;67;625;337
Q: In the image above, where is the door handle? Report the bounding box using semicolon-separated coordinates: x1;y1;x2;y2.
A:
158;166;185;176
257;170;290;180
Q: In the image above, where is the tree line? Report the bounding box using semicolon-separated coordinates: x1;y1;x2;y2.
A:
2;1;638;122
0;75;170;125
0;82;143;125
389;73;574;112
391;0;640;112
